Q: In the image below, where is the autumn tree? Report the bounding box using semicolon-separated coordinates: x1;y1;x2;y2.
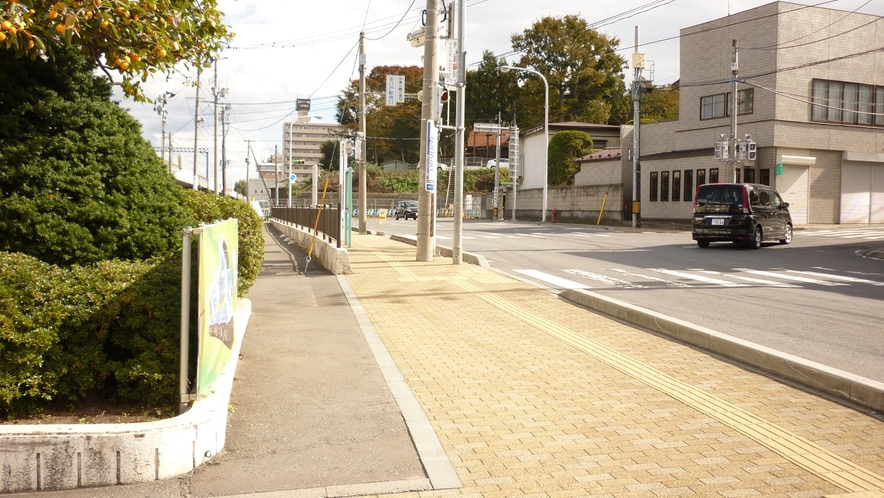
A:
336;65;423;165
510;15;627;127
0;0;233;101
641;83;679;123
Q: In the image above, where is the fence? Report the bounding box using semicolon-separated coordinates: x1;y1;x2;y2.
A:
271;205;341;248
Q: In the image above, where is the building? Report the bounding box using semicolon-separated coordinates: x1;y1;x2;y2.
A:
635;1;884;225
282;115;341;168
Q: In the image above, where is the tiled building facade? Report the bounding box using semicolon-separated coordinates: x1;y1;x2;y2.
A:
636;1;884;225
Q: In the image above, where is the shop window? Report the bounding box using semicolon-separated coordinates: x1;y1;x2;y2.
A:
684;170;693;201
672;171;681;202
661;171;670;202
649;172;659;202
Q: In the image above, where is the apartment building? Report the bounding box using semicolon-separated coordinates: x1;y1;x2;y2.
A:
636;1;884;225
282;115;341;167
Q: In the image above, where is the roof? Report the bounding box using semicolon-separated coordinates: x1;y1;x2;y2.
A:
467;128;511;148
577;147;621;162
522;121;621;137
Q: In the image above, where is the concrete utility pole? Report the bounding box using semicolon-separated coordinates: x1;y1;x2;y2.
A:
631;27;643;228
729;39;739;183
274;145;279;206
244;139;254;198
213;60;220;194
221;104;231;194
192;67;201;191
358;32;368;234
452;0;466;264
417;0;440;262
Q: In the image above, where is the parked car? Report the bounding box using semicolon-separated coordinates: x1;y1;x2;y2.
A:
692;183;793;249
395;200;418;220
437;163;449;172
486;158;509;168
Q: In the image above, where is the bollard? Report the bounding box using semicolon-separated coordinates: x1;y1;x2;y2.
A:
551;208;557;223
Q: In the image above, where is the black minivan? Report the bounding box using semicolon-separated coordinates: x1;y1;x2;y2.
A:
692;183;793;249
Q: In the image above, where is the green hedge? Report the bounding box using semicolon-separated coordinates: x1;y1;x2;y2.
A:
0;192;265;417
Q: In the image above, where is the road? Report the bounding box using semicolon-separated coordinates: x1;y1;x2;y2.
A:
377;217;884;383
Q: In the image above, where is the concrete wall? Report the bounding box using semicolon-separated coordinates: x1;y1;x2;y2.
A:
270;220;352;274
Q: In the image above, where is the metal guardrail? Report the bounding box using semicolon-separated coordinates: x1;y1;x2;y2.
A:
271;205;341;248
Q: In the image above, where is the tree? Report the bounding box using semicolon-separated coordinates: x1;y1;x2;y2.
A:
465;50;518;128
641;83;679;123
548;130;593;186
319;140;343;172
234;179;247;197
511;15;628;127
336;65;423;165
0;47;190;266
0;0;233;101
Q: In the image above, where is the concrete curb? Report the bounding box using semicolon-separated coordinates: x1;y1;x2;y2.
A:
560;289;884;413
271;220;351;274
337;275;462;491
388;234;489;267
0;300;252;494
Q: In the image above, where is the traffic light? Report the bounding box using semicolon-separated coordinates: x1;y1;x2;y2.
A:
292;159;306;165
440;89;449;103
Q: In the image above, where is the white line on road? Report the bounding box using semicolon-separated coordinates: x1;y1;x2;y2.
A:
514;270;590;289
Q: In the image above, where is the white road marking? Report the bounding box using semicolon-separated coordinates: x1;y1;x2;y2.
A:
514;270;590;289
563;269;646;289
786;270;884;286
732;268;848;286
610;268;691;287
649;268;748;287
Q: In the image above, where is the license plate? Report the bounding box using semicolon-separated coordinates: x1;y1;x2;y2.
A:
711;218;725;226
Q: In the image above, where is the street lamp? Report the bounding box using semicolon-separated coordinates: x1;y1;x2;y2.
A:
501;65;548;222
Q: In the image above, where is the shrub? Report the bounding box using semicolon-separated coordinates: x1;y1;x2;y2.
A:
182;190;264;297
548;130;594;186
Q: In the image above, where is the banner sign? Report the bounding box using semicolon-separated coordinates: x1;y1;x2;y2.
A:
296;99;311;111
196;219;239;395
426;120;437;192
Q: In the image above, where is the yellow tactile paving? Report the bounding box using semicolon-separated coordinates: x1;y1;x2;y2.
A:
344;234;884;498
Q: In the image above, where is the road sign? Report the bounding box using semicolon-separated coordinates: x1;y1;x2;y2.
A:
289;174;297;182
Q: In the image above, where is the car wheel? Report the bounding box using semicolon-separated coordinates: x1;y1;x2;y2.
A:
697;239;710;248
779;224;793;244
748;226;763;249
395;214;400;220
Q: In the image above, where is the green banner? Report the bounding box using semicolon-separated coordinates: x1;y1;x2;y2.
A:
197;219;239;395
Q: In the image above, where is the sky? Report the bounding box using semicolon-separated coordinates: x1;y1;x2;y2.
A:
116;0;883;190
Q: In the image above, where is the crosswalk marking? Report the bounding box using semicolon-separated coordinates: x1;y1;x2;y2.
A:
650;268;748;287
732;268;849;286
563;269;646;289
514;270;589;289
609;268;691;287
786;270;884;286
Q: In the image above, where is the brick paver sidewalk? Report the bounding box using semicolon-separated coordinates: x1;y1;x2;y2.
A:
344;233;884;498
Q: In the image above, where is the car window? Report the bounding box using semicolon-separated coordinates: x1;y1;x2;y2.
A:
749;188;760;206
759;190;771;206
769;191;782;208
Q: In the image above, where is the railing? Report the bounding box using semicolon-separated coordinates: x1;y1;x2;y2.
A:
271;205;341;248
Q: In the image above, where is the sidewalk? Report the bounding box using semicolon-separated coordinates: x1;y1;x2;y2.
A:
15;225;884;497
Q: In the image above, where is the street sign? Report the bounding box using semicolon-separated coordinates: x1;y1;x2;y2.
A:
289;174;297;182
426;120;437;192
474;122;500;132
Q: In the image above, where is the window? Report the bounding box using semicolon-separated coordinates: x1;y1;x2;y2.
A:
710;168;719;183
744;168;756;184
735;168;741;183
684;170;693;202
701;94;726;120
760;169;771;186
672;171;681;202
649;172;659;202
812;79;884;126
700;89;753;120
661;171;670;202
697;169;706;186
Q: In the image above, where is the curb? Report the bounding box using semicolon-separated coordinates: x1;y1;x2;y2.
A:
0;300;252;494
559;289;884;413
387;234;489;267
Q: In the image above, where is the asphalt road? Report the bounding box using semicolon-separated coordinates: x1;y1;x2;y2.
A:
376;217;884;383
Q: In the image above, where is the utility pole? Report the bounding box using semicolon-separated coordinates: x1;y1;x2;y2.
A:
155;93;172;172
631;27;643;228
244;139;254;199
211;59;228;195
358;32;368;234
729;39;738;183
192;67;201;191
417;0;440;262
221;104;231;195
274;145;279;206
452;0;466;264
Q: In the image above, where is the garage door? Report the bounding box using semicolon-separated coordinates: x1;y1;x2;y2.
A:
779;165;809;225
841;162;884;224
